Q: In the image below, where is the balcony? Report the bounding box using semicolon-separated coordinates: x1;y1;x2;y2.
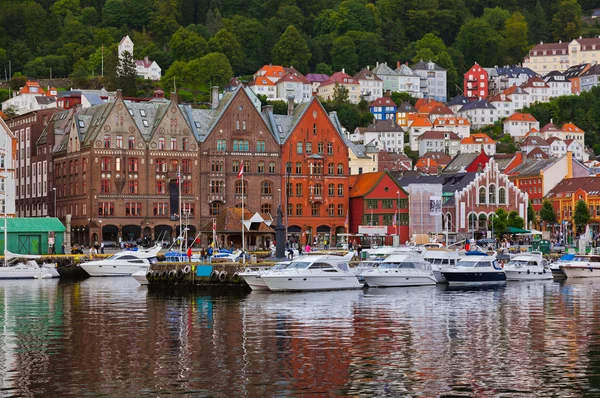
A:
466;77;477;82
310;195;323;203
208;194;225;203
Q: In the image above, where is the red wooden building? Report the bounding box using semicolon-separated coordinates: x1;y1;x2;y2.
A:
464;63;489;100
349;171;409;245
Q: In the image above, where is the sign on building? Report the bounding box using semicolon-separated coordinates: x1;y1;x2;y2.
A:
358;225;388;235
430;196;442;215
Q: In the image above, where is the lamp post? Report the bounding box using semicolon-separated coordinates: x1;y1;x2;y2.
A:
52;187;56;217
277;188;281;209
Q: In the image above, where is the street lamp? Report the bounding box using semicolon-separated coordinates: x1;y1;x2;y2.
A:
52;187;56;217
277;188;281;209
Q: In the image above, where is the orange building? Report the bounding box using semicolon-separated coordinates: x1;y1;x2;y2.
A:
281;98;349;246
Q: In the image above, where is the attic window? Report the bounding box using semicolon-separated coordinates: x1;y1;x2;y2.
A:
277;125;283;134
128;109;133;116
194;122;201;128
140;109;146;117
142;120;149;127
78;120;84;128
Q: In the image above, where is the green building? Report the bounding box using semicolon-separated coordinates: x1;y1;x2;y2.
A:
0;218;65;255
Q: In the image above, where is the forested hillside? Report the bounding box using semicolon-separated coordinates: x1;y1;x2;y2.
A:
0;0;598;98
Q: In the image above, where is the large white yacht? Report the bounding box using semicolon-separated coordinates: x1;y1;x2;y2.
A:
238;261;291;291
559;255;600;278
354;245;426;277
423;248;462;283
0;251;60;279
362;253;437;287
79;245;161;277
503;251;552;281
260;254;362;292
441;254;506;284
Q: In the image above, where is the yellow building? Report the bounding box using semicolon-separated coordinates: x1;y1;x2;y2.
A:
524;38;600;74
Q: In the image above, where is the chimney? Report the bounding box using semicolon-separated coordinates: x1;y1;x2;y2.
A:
342;68;345;74
116;89;123;100
262;105;273;114
397;61;401;68
211;86;219;110
144;56;149;62
376;61;379;67
287;95;295;116
153;89;164;99
170;92;178;104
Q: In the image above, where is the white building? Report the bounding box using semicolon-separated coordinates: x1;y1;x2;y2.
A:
372;62;399;93
543;72;572;98
275;73;312;103
395;64;421;98
118;35;161;81
502;113;540;141
432;116;470;140
412;60;447;102
0;119;16;217
363;119;405;153
460;133;496;156
354;68;383;102
408;115;433;151
520;77;550;104
457;99;497;129
1;81;57;116
417;130;460;157
547;137;568;158
248;77;277;100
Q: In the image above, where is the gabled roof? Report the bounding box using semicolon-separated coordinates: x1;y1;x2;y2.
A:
421;151;452;165
371;62;397;76
522;136;549;147
461;133;496;145
19;81;48;95
408;114;433;128
354;68;382;81
580;64;600;77
563;63;590;78
370;97;397;108
276;73;310;85
493;153;517;171
509;158;555;176
528;42;569;53
320;71;359;87
433;116;470;126
443;153;487;173
526;147;550;159
417;130;460;141
494;65;537;78
446;95;470;107
249;77;276;86
5;218;66;232
504;113;538;123
546;176;600;198
546;136;564;145
503;85;529;95
255;64;285;79
415;98;443;112
284;66;304;77
541;122;560;132
305;73;329;83
521;76;550;89
428;105;454;116
565;138;580;147
412;60;445;71
561;122;583;133
488;93;512;102
349;171;387;197
397;101;417;113
365;118;403;133
204;207;274;233
458;98;495;112
348;142;372;159
395;64;418;76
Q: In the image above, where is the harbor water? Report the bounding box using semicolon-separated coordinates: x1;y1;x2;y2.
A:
0;278;599;396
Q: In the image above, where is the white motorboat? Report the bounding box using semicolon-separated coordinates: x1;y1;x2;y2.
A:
211;249;243;262
132;270;149;285
354;245;426;277
238;261;291;291
550;254;574;279
0;251;60;279
79;245;161;277
362;253;437;287
560;255;600;278
504;251;552;281
423;248;461;283
442;254;506;284
260;254;362;292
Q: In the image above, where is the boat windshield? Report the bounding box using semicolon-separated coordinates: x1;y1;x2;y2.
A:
456;260;493;268
287;262;311;269
272;262;291;270
572;256;600;262
359;262;380;268
508;260;538;266
149;257;158;265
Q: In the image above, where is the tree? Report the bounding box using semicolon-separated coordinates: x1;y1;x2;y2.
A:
51;0;81;18
205;8;223;35
508;211;525;229
102;0;128;27
196;52;233;88
574;199;591;233
492;208;508;239
149;0;180;50
71;58;89;88
526;1;550;44
315;63;332;75
528;201;537;228
540;200;557;229
271;26;312;74
169;27;208;61
209;29;243;72
551;0;582;41
162;60;189;93
455;18;504;67
3;105;17;119
332;83;349;104
503;12;529;65
331;35;357;74
116;50;138;97
482;7;510;31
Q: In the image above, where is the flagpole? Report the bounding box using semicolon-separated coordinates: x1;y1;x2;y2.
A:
178;166;182;252
241;169;245;265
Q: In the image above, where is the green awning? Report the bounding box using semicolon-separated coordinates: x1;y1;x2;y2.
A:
3;218;66;233
504;226;530;234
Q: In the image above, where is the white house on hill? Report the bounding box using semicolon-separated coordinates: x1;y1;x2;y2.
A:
118;36;161;81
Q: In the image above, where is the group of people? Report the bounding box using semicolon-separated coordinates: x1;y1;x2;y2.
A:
188;246;214;262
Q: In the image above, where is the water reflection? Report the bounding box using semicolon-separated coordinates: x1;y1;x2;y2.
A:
0;279;597;395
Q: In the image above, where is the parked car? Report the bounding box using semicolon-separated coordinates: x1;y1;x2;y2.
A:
477;238;496;248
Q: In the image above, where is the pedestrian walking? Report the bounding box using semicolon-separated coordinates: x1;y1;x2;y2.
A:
187;246;192;262
207;246;213;263
100;241;105;254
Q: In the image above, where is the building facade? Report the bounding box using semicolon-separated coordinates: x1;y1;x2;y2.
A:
464;63;489;100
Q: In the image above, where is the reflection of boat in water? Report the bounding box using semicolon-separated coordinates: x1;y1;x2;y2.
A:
238;261;291;291
504;252;552;281
442;254;505;285
362;253;436;287
80;245;161;276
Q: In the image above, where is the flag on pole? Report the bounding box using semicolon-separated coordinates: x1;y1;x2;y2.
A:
213;218;216;232
238;161;244;178
344;209;349;229
392;213;397;228
176;166;180;185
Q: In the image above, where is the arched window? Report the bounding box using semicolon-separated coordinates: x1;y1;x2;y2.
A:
469;213;477;232
445;213;452;229
257;161;265;173
499;187;506;204
210;201;222;215
232;160;239;173
479;187;486;204
158;137;165;149
296;142;303;154
478;214;487;230
261;180;272;195
488;184;496;204
235;180;247;194
261;203;272;214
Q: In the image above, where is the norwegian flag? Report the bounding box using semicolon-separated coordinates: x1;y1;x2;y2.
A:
238;161;244;178
213;219;216;232
392;213;397;228
344;209;349;229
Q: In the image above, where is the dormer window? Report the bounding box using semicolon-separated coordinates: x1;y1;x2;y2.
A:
78;120;84;128
140;109;146;117
142;120;149;127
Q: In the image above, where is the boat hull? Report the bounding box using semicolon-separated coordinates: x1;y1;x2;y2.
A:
239;274;270;291
551;267;566;279
262;275;363;292
432;269;447;284
504;268;552;281
442;270;506;284
560;266;600;278
364;274;437;287
80;262;149;277
132;271;149;285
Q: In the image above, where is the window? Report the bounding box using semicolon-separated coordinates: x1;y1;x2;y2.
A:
286;162;292;174
242;120;246;130
479;187;486;204
337;204;344;216
296;183;303;196
367;200;378;209
210;180;224;193
217;139;227;151
306;142;312;154
295;162;302;174
268;162;275;173
182;159;191;173
142;120;149;127
101;157;111;171
236;120;240;130
182;181;192;194
318;142;324;154
158;137;165;150
313;124;317;135
328;184;335;196
82;158;88;172
170;138;177;150
235;180;247;194
168;160;178;172
232;160;240;173
115;158;121;172
129;158;139;172
103;135;111;148
140;109;146;117
156;159;166;172
338;184;344;196
297;142;303;154
156;180;166;194
314;162;323;175
287;182;293;196
98;202;114;216
100;179;111;194
128;136;135;149
364;214;379;225
287;204;293;216
116;135;123;149
210;201;222;216
382;200;393;209
337;163;344;175
233;140;240;151
328;163;334;175
261;203;272;214
256;141;265;152
125;202;141;216
499;187;506;204
488;185;496;204
257;161;265;173
311;203;320;216
327;204;335;216
182;138;189;151
261;181;272;195
128;180;138;194
383;214;394;225
296;204;303;216
327;143;333;155
153;203;168;216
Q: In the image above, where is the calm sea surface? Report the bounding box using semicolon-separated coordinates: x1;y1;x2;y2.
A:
0;278;599;397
